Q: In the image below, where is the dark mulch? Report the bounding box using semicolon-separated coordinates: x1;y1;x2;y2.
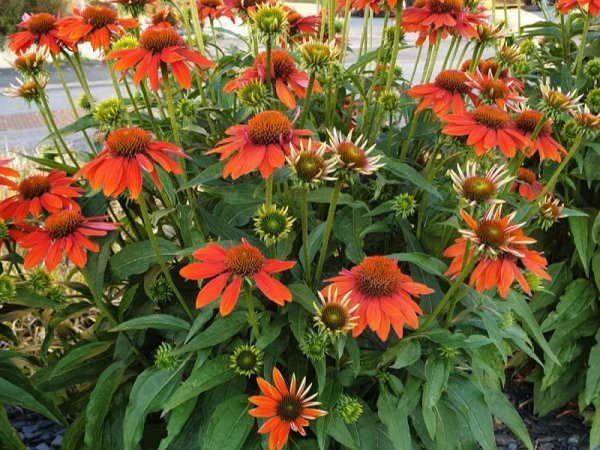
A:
6;407;64;450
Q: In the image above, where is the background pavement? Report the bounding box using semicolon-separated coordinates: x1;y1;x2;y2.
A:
0;8;546;155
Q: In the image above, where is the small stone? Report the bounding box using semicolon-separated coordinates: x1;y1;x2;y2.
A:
508;442;518;450
35;445;50;450
51;435;63;446
568;437;579;445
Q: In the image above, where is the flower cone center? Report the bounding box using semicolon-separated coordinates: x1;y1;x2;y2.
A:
277;395;302;422
321;303;349;331
337;142;367;168
82;6;118;29
435;70;468;93
477;220;506;247
26;13;55;34
354;256;401;298
516;110;551;134
247;111;293;145
517;168;536;184
18;175;51;200
472;105;510;130
224;244;264;276
428;0;464;13
44;210;83;240
139;28;183;53
256;50;296;79
295;153;324;182
106;128;151;158
462;176;495;202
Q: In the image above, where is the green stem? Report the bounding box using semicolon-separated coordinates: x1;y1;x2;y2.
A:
298;72;317;128
265;37;273;93
441;35;458;70
189;0;207;55
338;0;353;62
265;175;273;206
37;104;67;165
398;111;419;163
139;82;162;137
245;283;261;338
313;178;343;288
574;13;591;75
410;45;423;84
301;188;311;285
423;31;442;83
138;193;194;321
122;76;144;125
107;60;131;126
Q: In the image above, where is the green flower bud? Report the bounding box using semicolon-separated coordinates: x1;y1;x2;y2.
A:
253;203;295;247
0;275;16;303
93;97;124;129
586;87;600;114
0;219;8;240
112;35;139;51
497;311;515;330
524;271;544;293
561;118;578;143
438;344;460;359
299;329;327;362
230;344;263;377
379;90;401;112
519;39;536;56
77;93;94;112
392;193;417;219
176;97;199;120
299;40;339;72
252;4;288;38
336;395;363;424
584;57;600;81
237;80;270;111
154;342;179;370
46;285;65;304
149;275;174;303
27;268;52;293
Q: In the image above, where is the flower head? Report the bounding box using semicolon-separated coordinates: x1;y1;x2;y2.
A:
328;129;384;176
225;49;319;109
93;97;124;129
514;109;565;162
5;76;48;103
107;27;216;91
9;12;68;55
407;69;469;116
254;203;295;246
573;111;600;139
285;7;320;41
208;110;314;179
336;395;363;424
58;5;138;51
149;8;180;29
77;127;188;199
465;70;525;111
11;52;47;78
538;195;566;231
252;3;288;38
444;207;550;297
231;344;264;376
511;167;543;202
299;40;339;72
556;0;600;15
324;256;434;340
538;84;581;121
314;286;359;336
249;367;327;450
18;210;118;271
236;80;270;111
179;239;296;314
0;170;83;222
450;162;511;206
287;140;336;189
442;105;529;157
196;0;235;23
112;0;156;18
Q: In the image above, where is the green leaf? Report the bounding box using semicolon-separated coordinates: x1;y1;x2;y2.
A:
384;339;421;369
506;291;559;365
591;402;600;449
423;357;449;408
288;282;317;313
123;365;185;450
333;205;371;264
483;389;533;450
11;287;58;309
384;159;442;200
110;314;190;333
109;238;180;279
42;113;98;139
592;251;600;291
386;253;448;277
201;395;254;450
569;215;594;276
316;378;343;449
0;407;26;450
85;231;118;297
585;329;600;405
377;385;411;450
177;311;247;353
84;361;127;449
158;398;197;450
163;355;236;412
309;187;354;205
20;154;77;175
445;377;495;450
51;341;113;378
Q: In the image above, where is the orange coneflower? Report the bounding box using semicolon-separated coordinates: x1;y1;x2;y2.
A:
225;50;318;109
450;162;511;206
285;7;319;41
324;256;434;340
197;0;235;22
0;171;83;222
444;207;550;297
148;8;179;29
442;105;530;157
556;0;600;14
106;27;216;91
208;110;314;179
402;0;488;46
0;160;20;188
407;69;470;116
179;239;296;314
249;367;327;450
514;110;565;162
9;13;68;55
511;167;543;201
58;5;138;52
466;70;525;111
77;127;188;199
224;0;269;19
18;210;118;271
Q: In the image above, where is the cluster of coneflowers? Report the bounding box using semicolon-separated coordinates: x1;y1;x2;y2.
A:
2;0;599;447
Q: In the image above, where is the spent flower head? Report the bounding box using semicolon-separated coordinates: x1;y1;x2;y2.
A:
336;395;363;424
5;76;48;104
328;129;384;177
287;140;337;189
11;52;47;78
230;344;263;376
537;195;566;231
253;203;295;246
